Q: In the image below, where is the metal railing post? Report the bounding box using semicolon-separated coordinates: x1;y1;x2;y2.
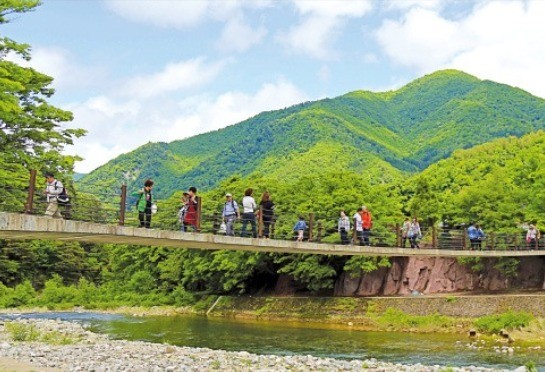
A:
196;196;202;232
462;228;467;250
258;205;263;238
353;218;357;244
308;213;314;241
432;225;437;249
395;223;401;247
24;169;37;214
119;184;127;226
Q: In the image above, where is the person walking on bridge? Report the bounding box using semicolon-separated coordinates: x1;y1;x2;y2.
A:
353;207;363;245
183;187;199;232
338;210;351;245
408;217;421;248
134;179;154;228
241;188;257;238
222;193;239;236
360;206;373;246
258;191;275;238
526;224;540;250
43;172;64;219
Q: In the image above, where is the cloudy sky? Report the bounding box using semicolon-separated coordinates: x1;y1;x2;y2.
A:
4;0;545;173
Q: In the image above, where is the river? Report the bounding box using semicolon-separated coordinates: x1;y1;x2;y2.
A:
1;312;543;370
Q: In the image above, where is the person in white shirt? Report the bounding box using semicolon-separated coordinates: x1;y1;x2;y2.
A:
352;207;363;245
338;210;351;245
241;188;257;238
43;172;63;219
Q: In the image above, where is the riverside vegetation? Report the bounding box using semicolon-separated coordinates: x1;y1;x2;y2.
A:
0;275;543;343
3;0;545;341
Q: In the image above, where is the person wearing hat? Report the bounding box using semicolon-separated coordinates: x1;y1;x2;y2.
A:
526;224;540;250
222;193;239;236
43;172;64;218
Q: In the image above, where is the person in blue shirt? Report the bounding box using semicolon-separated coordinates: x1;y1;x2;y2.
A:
293;215;307;242
468;222;486;250
222;193;240;236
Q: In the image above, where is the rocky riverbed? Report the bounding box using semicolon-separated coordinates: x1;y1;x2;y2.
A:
0;318;523;371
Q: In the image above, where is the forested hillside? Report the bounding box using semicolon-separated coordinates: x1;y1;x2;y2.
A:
78;70;545;199
5;2;545;304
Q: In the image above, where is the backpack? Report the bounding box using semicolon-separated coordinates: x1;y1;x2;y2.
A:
55;181;70;205
223;200;236;215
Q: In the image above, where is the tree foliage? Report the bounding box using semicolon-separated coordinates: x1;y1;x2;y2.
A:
0;0;85;200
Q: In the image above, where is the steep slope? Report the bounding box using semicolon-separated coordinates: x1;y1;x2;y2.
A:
408;131;545;230
78;69;545;199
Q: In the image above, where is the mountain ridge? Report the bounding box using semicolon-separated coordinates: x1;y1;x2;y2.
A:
78;69;545;199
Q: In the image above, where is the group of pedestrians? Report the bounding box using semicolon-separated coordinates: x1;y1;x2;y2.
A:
42;174;542;250
220;188;276;238
126;178;545;250
401;217;422;248
343;206;373;246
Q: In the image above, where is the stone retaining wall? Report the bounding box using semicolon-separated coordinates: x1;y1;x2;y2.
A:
211;294;545;320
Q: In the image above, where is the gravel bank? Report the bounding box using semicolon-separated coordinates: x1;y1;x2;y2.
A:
0;318;516;371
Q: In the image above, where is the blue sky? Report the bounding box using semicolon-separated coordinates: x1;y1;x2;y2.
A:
3;0;545;173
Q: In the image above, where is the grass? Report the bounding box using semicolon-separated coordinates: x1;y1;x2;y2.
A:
4;322;77;345
4;322;40;342
370;308;456;332
474;311;533;334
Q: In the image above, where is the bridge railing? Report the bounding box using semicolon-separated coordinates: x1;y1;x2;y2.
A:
7;169;541;251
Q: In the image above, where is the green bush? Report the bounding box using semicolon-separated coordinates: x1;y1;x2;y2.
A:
474;311;533;334
37;274;78;306
127;271;156;294
5;281;36;307
172;286;197;307
373;308;454;330
5;322;40;341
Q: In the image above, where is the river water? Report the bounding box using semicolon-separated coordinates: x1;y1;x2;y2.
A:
2;312;544;369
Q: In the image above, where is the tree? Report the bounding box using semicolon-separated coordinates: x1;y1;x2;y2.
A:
0;0;85;176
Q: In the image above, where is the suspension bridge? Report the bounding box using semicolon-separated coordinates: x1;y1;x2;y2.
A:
1;170;543;256
0;212;542;257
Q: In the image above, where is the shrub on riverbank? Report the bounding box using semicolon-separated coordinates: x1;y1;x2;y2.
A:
474;311;533;334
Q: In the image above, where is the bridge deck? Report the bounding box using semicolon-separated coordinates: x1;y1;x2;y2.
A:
0;212;542;257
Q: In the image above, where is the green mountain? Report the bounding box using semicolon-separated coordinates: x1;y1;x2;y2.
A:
407;130;545;231
78;69;545;199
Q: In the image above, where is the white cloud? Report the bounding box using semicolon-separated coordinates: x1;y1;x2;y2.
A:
105;0;272;28
375;0;545;98
67;80;308;173
383;0;444;12
165;79;309;142
279;16;340;59
217;17;267;53
122;58;227;98
279;0;373;59
105;0;210;28
6;47;105;91
377;8;462;70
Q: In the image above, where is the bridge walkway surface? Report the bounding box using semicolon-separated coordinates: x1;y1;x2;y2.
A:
1;212;543;257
